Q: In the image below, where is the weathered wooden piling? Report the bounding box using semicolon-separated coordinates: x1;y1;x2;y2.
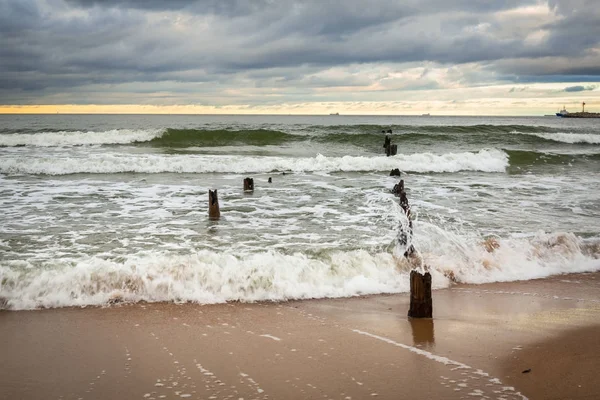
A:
399;187;414;257
391;178;404;195
396;181;432;318
243;177;254;192
390;168;401;177
383;135;391;149
208;189;220;220
268;177;272;183
385;143;397;157
408;270;433;318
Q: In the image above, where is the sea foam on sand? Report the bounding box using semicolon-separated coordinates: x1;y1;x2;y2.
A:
1;230;599;310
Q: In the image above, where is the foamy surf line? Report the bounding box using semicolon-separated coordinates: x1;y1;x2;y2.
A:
512;131;600;145
352;329;528;399
0;250;408;310
0;129;164;147
1;232;599;310
0;149;508;175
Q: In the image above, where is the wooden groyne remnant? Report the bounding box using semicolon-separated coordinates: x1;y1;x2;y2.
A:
393;179;432;318
208;189;220;220
243;177;254;192
382;129;397;156
409;270;432;318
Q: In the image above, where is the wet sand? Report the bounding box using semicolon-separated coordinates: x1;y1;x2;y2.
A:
1;272;599;400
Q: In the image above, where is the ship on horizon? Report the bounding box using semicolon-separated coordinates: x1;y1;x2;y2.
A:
556;102;600;118
556;106;569;117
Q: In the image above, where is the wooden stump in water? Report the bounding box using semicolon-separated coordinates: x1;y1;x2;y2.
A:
390;144;397;156
243;177;254;192
391;179;404;196
408;270;432;318
390;168;401;177
383;135;391;149
208;189;220;220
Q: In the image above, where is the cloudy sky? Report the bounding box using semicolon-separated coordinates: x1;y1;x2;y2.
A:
1;0;599;115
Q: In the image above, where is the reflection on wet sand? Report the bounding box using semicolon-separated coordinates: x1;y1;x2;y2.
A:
410;318;435;349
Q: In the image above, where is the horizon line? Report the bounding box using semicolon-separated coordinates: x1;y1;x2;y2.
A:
0;112;558;117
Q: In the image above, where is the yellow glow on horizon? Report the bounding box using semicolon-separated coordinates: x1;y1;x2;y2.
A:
1;92;598;116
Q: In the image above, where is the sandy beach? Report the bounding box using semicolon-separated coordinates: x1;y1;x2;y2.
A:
1;272;599;400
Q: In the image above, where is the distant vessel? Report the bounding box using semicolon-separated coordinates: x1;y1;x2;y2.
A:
556;106;569;117
421;113;431;116
329;112;339;115
559;102;600;118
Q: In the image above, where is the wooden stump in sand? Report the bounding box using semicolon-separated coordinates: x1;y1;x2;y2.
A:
243;177;254;192
408;270;433;318
208;189;220;220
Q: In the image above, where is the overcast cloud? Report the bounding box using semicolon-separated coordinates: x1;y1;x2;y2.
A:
0;0;599;111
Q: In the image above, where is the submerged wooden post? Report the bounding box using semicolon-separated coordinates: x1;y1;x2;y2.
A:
208;189;220;220
408;270;433;318
391;178;404;196
390;144;397;156
243;177;254;192
383;135;391;149
390;168;401;177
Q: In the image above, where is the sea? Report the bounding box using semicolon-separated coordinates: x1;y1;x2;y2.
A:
1;114;599;310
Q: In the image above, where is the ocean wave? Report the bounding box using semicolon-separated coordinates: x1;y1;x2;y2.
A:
510;131;600;144
4;124;597;149
415;227;600;284
0;129;163;147
0;149;509;175
0;250;408;310
1;231;598;310
149;128;302;147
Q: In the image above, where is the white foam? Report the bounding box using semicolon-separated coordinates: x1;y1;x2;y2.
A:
2;230;598;310
415;226;600;285
513;131;600;145
0;129;163;147
0;149;508;175
0;249;409;310
352;329;527;399
260;334;282;341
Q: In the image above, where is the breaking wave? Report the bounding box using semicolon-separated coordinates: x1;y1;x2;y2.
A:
1;125;598;149
0;149;509;175
1;231;598;310
0;129;163;147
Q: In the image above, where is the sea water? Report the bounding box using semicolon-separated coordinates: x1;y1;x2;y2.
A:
0;114;599;309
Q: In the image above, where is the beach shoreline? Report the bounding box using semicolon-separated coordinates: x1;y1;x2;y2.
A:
1;271;599;400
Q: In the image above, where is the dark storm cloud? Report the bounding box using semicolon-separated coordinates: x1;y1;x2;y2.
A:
563;85;597;92
1;0;599;104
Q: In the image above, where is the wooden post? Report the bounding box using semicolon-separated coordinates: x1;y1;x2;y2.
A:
390;168;401;177
397;181;432;318
408;270;432;318
383;135;391;149
391;178;404;195
268;177;272;183
208;189;220;220
383;135;391;156
243;177;254;192
390;144;397;156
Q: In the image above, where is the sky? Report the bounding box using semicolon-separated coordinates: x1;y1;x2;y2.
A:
1;0;599;115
